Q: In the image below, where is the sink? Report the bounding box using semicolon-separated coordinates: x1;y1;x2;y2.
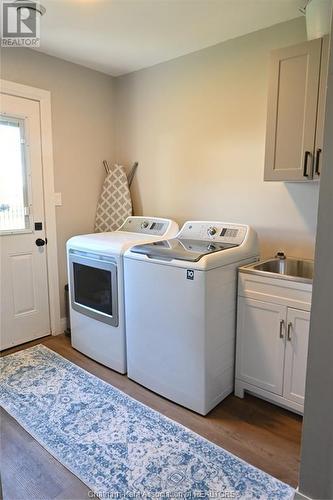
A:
241;258;314;284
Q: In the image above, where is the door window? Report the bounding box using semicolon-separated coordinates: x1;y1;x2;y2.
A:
0;115;31;233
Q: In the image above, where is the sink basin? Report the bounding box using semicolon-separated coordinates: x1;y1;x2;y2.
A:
241;258;314;284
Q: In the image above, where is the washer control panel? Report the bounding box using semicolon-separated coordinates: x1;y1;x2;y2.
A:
178;221;248;245
120;217;169;235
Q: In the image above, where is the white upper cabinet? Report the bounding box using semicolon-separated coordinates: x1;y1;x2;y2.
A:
313;36;330;178
264;36;329;182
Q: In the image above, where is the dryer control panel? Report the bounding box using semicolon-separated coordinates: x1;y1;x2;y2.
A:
119;216;170;236
178;221;248;245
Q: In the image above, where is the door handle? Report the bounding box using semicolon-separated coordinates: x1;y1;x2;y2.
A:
35;238;47;247
303;151;312;178
287;322;292;341
315;148;322;176
279;319;285;339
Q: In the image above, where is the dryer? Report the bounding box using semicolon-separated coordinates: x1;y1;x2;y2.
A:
124;221;259;414
66;216;179;373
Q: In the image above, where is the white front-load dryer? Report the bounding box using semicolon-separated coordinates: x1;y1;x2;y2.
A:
66;216;179;373
124;221;259;414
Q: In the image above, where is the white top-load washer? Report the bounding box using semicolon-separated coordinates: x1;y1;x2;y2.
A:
124;221;259;415
66;216;179;373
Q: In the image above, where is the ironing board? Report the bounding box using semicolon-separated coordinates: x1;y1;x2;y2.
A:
94;164;132;233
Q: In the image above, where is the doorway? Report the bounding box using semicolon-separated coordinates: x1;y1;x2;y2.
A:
0;81;61;349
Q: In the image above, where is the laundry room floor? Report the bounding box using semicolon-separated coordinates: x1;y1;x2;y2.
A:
1;334;302;499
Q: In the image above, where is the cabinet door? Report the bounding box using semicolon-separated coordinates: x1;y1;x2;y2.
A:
313;36;330;178
236;298;286;395
264;38;322;181
283;308;310;405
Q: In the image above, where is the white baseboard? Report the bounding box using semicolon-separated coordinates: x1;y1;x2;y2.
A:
52;316;67;335
294;488;313;500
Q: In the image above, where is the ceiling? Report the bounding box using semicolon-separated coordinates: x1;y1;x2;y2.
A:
37;0;305;77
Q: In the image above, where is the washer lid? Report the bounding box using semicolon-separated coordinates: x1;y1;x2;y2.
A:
130;238;238;262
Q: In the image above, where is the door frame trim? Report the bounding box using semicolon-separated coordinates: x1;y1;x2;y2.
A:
1;79;61;335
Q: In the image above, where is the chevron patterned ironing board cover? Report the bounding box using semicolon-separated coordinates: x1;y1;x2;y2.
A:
94;164;132;233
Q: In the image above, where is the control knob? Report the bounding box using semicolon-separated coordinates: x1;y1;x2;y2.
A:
141;221;149;229
207;226;217;237
207;244;216;251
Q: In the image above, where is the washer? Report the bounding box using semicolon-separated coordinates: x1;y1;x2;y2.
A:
124;221;259;414
66;216;179;373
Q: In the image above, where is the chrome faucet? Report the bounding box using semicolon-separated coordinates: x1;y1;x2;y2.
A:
275;251;286;260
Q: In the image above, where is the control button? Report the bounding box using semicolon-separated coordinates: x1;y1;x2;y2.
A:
141;221;149;229
207;244;216;251
207;226;217;237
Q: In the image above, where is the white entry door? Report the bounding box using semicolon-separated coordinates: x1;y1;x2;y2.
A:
0;93;51;349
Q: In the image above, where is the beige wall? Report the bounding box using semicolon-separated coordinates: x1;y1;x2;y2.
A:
1;48;115;317
115;17;319;260
0;17;320;321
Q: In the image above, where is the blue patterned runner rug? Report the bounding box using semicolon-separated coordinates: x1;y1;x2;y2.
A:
0;345;294;499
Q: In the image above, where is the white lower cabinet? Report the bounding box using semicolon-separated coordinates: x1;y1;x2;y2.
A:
283;308;310;406
235;273;312;414
236;298;286;395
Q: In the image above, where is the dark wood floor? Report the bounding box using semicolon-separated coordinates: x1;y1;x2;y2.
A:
1;334;303;499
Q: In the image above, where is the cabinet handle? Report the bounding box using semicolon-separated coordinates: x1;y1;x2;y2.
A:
279;319;285;339
315;148;322;176
287;322;292;341
303;151;311;178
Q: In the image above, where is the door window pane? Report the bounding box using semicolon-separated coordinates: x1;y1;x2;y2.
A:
0;116;30;232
